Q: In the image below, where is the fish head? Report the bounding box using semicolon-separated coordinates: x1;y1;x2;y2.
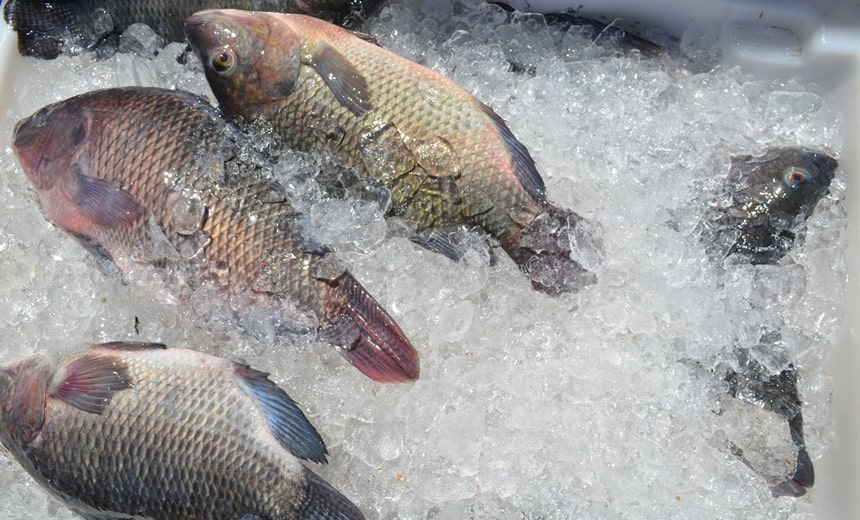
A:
13;99;91;192
0;355;52;450
732;147;838;221
184;10;301;115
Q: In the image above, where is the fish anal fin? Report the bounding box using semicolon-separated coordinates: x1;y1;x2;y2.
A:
309;41;372;117
69;167;142;228
233;365;328;464
478;102;546;203
49;351;132;414
320;272;419;383
297;469;366;519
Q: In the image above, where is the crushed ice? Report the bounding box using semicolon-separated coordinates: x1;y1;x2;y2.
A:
0;0;847;518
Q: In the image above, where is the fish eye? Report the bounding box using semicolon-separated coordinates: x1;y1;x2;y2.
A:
211;49;235;73
784;168;809;187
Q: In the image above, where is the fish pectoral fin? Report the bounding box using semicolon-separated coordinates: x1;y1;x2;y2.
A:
309;42;372;117
68;166;143;228
233;365;328;464
320;272;420;384
48;351;132;414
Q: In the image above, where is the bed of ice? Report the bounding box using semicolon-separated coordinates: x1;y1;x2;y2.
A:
0;0;849;518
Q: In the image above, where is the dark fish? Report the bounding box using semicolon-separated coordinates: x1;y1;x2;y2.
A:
720;346;814;498
12;87;419;383
184;9;600;296
3;0;373;59
0;341;365;519
704;147;837;265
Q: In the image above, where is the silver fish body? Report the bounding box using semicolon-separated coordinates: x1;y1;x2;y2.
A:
0;342;364;519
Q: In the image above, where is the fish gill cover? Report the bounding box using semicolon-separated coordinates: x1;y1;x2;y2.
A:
0;0;847;518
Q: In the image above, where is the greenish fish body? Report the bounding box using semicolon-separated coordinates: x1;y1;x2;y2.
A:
185;9;600;295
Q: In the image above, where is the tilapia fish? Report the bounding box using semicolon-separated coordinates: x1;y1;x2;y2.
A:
3;0;370;59
703;147;837;265
184;9;600;296
0;341;365;519
12;87;419;383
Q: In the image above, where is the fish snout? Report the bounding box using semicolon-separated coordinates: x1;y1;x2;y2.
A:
11;115;48;184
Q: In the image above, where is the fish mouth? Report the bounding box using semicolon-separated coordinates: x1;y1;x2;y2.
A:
11;115;45;181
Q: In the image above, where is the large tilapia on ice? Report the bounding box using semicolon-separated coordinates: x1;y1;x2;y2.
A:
12;87;419;383
184;10;601;295
0;341;365;519
3;0;372;59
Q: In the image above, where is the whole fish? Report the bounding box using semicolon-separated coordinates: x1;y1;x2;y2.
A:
12;87;419;383
3;0;373;59
0;341;365;519
703;146;837;265
184;9;600;296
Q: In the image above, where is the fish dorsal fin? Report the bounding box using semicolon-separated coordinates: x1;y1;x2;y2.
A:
233;365;328;464
309;41;372;117
479;102;546;203
95;341;168;351
49;351;132;414
69;166;143;228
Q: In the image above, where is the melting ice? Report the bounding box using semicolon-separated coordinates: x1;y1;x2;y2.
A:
0;0;847;518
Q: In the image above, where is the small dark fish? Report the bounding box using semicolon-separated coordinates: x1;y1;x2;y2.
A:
3;0;373;59
704;147;837;265
12;87;419;383
720;347;814;498
184;9;601;296
0;341;365;519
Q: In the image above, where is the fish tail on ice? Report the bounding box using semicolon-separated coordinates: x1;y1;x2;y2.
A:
319;272;419;383
504;203;602;296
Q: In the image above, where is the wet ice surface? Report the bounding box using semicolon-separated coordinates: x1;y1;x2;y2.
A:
0;0;847;518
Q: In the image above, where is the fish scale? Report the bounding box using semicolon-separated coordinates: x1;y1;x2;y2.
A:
186;10;601;295
13;87;420;383
0;343;363;519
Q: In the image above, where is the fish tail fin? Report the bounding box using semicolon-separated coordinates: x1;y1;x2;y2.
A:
319;272;419;383
5;0;89;59
296;469;366;519
504;204;603;296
